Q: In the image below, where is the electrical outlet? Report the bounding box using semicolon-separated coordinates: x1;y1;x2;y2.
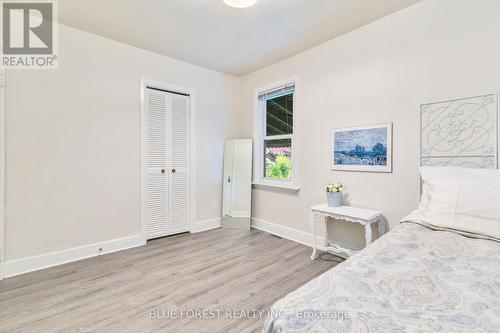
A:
213;200;219;210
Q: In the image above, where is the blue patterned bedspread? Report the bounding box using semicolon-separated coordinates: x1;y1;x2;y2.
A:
263;221;500;333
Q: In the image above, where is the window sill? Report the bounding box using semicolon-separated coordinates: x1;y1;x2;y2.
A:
252;181;301;192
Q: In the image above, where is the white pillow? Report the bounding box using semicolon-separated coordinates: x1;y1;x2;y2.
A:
419;166;499;210
419;167;500;239
419;166;462;210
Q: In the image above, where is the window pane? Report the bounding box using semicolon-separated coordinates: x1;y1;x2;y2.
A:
264;139;292;180
266;93;293;136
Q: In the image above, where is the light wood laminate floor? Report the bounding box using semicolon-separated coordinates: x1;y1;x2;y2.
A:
0;228;342;333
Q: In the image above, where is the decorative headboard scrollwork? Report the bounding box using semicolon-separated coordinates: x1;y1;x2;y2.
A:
420;94;498;169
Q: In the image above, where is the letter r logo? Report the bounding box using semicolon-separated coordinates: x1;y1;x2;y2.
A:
2;2;53;54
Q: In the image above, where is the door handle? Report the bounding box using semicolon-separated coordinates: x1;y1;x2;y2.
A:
172;169;176;173
161;169;166;174
228;176;231;183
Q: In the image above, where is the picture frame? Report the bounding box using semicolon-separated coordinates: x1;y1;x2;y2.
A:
331;123;393;172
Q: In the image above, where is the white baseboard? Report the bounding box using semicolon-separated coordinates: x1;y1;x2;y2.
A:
2;218;325;278
3;235;145;278
251;217;326;250
3;217;223;278
191;217;221;233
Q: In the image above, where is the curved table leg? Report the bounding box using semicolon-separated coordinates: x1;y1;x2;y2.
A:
310;211;318;260
364;223;372;247
378;217;386;237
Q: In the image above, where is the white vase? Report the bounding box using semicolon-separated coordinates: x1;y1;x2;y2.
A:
327;192;342;207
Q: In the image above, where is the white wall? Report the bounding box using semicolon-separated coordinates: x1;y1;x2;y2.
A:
5;24;241;260
240;0;500;248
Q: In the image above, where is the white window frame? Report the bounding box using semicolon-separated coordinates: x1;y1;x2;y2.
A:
253;77;300;191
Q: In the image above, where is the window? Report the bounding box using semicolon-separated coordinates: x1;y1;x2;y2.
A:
255;81;298;189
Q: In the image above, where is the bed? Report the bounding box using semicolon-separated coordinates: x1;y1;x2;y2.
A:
263;213;500;332
264;96;500;332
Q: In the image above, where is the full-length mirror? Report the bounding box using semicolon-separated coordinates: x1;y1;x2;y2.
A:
222;139;253;229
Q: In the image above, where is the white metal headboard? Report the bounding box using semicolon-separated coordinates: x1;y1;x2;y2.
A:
420;94;499;169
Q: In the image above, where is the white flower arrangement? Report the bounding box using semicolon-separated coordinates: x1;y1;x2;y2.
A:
326;182;345;193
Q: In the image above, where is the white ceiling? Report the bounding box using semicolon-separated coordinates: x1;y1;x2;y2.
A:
59;0;422;76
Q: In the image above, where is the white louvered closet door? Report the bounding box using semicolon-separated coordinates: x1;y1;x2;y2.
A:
168;94;190;234
145;88;190;239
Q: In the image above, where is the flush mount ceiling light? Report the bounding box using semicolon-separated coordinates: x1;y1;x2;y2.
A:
222;0;259;8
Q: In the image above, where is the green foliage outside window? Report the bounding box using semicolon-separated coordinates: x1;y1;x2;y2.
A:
266;154;291;179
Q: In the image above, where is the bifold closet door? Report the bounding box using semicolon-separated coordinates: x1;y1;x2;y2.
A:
144;88;190;240
169;94;190;234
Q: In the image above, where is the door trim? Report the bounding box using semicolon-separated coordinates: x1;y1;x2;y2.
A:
0;70;5;280
140;79;197;240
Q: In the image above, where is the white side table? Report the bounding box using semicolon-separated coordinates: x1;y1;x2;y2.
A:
309;204;384;260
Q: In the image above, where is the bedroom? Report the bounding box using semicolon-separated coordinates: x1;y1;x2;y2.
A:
0;0;499;332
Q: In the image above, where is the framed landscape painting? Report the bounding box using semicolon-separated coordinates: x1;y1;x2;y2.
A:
331;123;393;172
